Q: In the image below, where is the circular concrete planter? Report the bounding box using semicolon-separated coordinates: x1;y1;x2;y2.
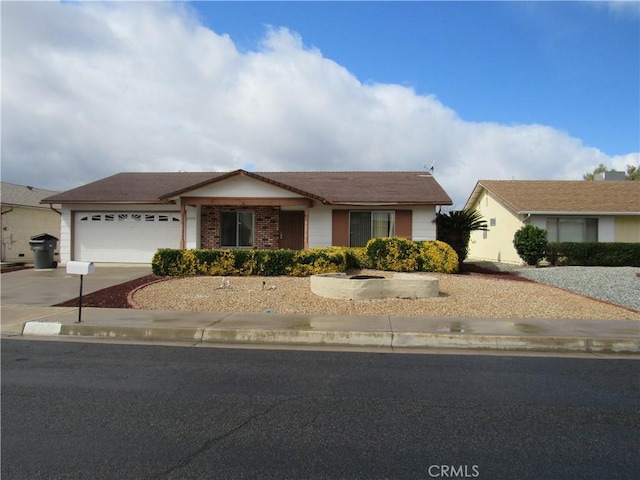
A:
310;272;439;300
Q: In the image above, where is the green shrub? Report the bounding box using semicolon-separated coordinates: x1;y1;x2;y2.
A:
513;225;548;266
286;247;348;276
152;248;345;277
151;249;184;276
546;242;640;266
416;240;459;273
344;247;373;269
364;237;458;273
152;240;459;277
366;237;421;272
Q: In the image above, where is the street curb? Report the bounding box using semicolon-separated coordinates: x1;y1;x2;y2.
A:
21;321;640;354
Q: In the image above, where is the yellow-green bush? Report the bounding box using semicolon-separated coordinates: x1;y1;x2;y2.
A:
344;247;373;269
365;237;458;273
152;248;346;277
286;247;348;276
365;237;421;272
417;240;459;273
152;240;458;277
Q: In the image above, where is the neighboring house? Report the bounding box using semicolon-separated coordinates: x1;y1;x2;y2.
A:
41;170;452;264
1;182;61;263
464;179;640;264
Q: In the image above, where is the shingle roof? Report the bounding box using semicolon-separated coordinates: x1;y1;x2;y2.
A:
42;172;224;204
466;180;640;214
42;170;452;206
1;182;60;208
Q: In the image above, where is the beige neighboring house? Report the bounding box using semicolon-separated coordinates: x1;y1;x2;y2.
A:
464;179;640;265
1;182;61;263
41;169;452;264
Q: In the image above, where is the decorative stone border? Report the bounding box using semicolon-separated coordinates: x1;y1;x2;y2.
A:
126;277;172;309
310;273;439;300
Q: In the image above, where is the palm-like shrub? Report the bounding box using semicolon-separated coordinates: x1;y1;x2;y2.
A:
435;209;488;270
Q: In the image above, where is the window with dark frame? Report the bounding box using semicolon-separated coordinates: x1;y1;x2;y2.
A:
221;211;254;248
349;211;395;247
545;217;598;242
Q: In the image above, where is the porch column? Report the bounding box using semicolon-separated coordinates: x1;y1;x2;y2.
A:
180;202;186;250
304;206;309;249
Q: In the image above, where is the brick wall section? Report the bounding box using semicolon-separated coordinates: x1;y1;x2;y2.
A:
200;206;280;249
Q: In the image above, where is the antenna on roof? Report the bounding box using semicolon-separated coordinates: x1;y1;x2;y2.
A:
423;161;435;174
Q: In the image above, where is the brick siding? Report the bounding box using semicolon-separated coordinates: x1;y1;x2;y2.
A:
200;206;280;249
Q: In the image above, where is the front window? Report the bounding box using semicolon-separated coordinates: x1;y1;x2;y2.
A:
221;211;254;247
546;218;598;242
349;211;395;247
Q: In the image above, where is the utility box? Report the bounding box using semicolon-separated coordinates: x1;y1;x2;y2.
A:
29;233;59;269
66;261;95;275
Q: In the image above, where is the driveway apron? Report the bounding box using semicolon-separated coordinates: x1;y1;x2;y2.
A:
1;265;152;306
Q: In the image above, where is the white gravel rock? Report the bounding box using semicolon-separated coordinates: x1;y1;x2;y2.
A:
133;269;640;320
511;266;640;312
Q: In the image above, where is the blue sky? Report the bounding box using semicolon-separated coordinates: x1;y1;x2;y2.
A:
194;1;639;155
2;1;639;207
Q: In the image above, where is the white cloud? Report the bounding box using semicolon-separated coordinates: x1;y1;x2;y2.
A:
606;0;640;19
1;1;636;207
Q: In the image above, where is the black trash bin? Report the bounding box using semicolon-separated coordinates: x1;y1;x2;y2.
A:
29;233;59;269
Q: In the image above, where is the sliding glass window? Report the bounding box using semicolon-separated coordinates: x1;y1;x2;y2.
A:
349;211;395;247
221;211;254;247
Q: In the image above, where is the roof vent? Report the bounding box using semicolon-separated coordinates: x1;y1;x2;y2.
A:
595;171;626;181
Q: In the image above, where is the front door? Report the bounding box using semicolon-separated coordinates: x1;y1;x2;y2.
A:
279;211;305;249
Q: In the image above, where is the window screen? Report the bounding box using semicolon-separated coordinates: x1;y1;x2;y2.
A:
221;211;254;247
349;211;395;247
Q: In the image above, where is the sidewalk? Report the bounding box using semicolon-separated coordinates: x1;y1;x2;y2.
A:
2;304;639;354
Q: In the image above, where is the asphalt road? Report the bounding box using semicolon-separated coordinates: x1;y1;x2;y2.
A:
2;340;639;480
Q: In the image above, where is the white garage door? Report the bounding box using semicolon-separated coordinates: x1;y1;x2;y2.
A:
74;212;181;263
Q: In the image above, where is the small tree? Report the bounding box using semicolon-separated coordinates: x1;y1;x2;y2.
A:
513;225;548;266
436;209;488;270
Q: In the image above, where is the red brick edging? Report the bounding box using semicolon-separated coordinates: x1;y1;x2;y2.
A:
126;277;173;309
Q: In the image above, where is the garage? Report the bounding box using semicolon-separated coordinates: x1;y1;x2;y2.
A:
74;212;181;263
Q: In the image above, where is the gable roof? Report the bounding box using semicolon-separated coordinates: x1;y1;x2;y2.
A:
1;182;60;208
465;180;640;214
42;170;452;206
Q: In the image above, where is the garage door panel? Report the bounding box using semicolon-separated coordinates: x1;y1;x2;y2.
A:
75;212;180;263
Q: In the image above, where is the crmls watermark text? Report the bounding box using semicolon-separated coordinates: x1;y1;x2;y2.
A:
428;465;480;478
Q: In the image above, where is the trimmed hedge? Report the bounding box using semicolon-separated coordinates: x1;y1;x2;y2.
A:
152;248;347;277
546;242;640;267
365;237;458;273
152;238;459;277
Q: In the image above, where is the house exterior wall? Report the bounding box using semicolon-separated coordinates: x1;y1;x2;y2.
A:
468;188;640;265
598;217;615;242
185;205;199;249
308;204;332;247
467;191;525;264
412;207;438;240
308;204;438;248
183;175;304;198
534;215;624;243
614;216;640;242
1;206;61;262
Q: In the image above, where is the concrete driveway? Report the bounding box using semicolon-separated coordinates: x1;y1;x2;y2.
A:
1;265;152;306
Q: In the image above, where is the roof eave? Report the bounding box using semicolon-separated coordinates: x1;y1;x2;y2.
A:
40;200;173;205
330;201;453;206
160;169;329;204
518;211;640;216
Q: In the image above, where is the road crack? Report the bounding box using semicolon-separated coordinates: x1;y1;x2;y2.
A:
152;397;291;479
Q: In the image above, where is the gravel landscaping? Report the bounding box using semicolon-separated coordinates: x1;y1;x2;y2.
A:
510;266;640;312
131;268;640;320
